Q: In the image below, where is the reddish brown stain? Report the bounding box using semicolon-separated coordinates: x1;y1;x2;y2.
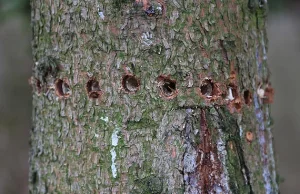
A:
229;72;237;86
263;85;274;104
196;109;224;193
246;131;254;143
233;97;242;111
201;8;205;18
228;141;234;150
227;96;242;113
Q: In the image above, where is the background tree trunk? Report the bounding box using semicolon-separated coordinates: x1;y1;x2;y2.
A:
29;0;278;193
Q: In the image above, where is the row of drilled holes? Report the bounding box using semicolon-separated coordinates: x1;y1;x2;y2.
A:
53;76;252;105
53;75;176;99
200;79;252;105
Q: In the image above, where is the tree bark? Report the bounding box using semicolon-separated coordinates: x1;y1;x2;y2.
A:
29;0;278;193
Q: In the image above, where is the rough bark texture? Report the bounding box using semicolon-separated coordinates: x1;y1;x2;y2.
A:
29;0;278;193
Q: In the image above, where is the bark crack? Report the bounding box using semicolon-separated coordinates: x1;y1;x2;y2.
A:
214;106;254;193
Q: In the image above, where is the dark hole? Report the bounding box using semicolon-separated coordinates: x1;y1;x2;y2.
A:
234;101;242;110
244;90;252;105
122;75;139;93
200;79;213;96
36;79;42;93
157;76;177;99
31;171;38;184
87;80;100;92
162;80;176;96
55;79;70;97
86;79;101;98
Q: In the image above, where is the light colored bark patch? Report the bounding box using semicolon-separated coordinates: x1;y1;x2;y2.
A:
111;127;120;178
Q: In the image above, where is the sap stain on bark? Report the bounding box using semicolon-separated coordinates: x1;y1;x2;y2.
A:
182;108;230;193
196;109;227;193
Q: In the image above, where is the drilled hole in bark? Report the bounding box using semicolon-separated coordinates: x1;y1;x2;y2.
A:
157;76;177;99
86;79;102;99
200;79;218;97
163;81;176;96
55;79;70;98
234;100;242;111
162;80;176;96
122;75;140;93
244;90;252;105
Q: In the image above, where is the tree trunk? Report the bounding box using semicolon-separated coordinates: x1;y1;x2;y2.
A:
29;0;278;193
